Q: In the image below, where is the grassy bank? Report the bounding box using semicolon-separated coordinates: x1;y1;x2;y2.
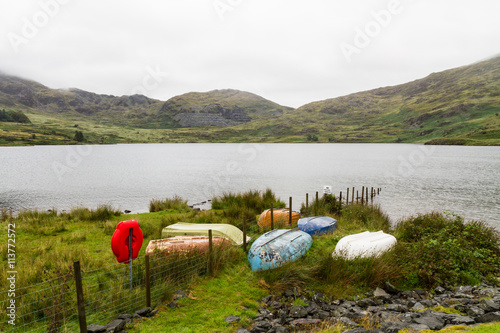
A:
1;190;499;332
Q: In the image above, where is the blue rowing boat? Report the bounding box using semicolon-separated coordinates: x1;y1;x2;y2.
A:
297;216;337;236
247;228;312;271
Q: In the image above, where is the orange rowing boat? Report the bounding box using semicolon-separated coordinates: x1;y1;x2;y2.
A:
258;209;300;228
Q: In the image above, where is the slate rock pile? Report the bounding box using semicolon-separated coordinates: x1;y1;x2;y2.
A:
238;282;500;333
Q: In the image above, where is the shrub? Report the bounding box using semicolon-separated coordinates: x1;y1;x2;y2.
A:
393;212;500;288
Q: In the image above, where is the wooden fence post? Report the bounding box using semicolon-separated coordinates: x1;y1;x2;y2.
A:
73;260;87;333
315;192;319;215
270;203;274;230
208;230;213;276
346;188;349;205
289;197;292;226
145;255;151;308
361;186;364;204
339;191;342;203
305;193;309;216
352;187;354;204
243;219;247;253
366;186;368;202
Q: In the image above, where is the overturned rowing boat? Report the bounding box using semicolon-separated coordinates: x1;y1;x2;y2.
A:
297;216;337;236
161;222;250;246
258;209;300;229
333;230;397;259
145;236;229;256
247;228;312;271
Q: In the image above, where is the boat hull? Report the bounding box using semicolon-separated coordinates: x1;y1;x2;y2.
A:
145;236;229;256
258;209;300;229
161;222;250;246
333;231;397;259
248;228;312;271
297;216;337;236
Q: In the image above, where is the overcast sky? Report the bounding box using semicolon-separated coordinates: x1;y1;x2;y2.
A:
1;0;499;108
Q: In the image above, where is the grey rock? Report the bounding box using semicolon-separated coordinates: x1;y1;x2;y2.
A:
466;305;485;317
378;311;402;323
134;307;152;317
479;299;500;312
411;302;426;311
337;316;359;328
166;302;177;309
250;320;272;333
317;310;330;320
357;298;376;308
289;305;308;318
225;316;241;324
87;324;107;333
132;314;142;320
262;295;272;304
387;304;408;312
105;319;126;333
477;311;500;323
450;315;475;325
407;323;430;331
379;322;408;333
117;314;133;324
384;281;400;294
434;286;446;294
148;309;159;317
271;301;282;309
373;287;391;298
236;328;250;333
289;318;321;325
414;314;445;330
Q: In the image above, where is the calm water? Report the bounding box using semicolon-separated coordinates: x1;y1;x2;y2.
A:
1;143;499;228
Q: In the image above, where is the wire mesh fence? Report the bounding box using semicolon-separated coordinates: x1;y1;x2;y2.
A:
0;240;219;332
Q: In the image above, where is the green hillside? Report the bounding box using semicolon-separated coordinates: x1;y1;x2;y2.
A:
1;55;499;145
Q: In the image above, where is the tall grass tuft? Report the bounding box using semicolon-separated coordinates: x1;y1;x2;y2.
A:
301;193;342;216
211;188;285;221
69;204;122;221
338;204;391;232
149;195;191;213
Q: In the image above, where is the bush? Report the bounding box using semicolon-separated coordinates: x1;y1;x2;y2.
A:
393;212;500;288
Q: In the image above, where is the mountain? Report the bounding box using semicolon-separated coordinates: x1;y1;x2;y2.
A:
280;55;500;144
0;74;292;129
1;55;499;145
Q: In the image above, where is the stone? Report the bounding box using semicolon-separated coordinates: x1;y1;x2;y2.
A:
166;302;177;309
466;305;485;317
117;314;133;323
289;318;321;326
414;314;445;330
384;281;400;294
250;320;272;333
225;316;241;324
379;322;408;333
105;319;126;332
479;299;500;312
271;301;282;309
434;286;446;294
407;323;430;331
373;287;391;298
477;311;500;323
236;328;250;333
289;305;308;318
262;295;272;304
387;304;408;312
148;309;159;317
87;324;107;333
357;298;376;308
134;307;152;317
411;302;426;311
337;317;359;328
449;315;475;325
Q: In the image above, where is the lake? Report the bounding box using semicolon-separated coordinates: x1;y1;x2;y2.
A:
1;143;499;228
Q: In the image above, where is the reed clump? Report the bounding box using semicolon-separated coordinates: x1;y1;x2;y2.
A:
149;195;191;213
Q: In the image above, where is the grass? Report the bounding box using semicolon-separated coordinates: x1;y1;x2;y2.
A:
1;189;499;332
149;195;192;213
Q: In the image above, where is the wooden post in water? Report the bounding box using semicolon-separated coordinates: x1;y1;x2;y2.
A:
361;186;364;204
145;255;151;308
289;197;292;226
339;191;342;203
305;193;309;216
208;229;213;276
366;186;368;202
356;190;359;204
74;260;87;333
270;203;274;230
352;187;355;204
346;188;349;205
